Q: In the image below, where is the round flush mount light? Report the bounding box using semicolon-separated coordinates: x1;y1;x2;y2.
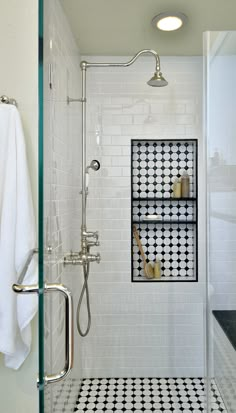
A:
152;12;187;32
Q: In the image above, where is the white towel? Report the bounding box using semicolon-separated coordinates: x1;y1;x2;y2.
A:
0;104;38;369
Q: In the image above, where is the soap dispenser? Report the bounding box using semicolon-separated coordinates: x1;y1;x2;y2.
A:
181;171;190;197
154;259;161;279
173;178;181;198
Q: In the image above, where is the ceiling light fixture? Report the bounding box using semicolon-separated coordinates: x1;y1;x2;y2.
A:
152;12;187;32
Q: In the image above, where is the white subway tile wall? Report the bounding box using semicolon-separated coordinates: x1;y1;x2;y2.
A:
44;0;206;388
83;55;205;378
44;1;82;410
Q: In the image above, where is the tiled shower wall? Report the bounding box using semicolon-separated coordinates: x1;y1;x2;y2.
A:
84;56;205;378
44;1;82;409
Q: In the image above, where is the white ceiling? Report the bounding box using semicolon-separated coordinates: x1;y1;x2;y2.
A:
60;0;236;56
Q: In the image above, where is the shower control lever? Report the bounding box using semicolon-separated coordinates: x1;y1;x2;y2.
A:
83;230;99;241
87;253;101;263
64;251;101;265
87;240;100;247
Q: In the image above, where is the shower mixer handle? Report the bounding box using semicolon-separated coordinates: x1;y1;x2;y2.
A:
64;251;101;265
83;230;99;241
87;253;101;264
87;240;100;247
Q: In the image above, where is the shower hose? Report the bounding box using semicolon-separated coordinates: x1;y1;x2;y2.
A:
76;262;91;337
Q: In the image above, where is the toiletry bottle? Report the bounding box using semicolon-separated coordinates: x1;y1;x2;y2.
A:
154;259;161;279
173;178;181;198
181;172;190;197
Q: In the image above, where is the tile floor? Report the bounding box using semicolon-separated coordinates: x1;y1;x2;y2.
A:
74;378;226;413
52;379;82;413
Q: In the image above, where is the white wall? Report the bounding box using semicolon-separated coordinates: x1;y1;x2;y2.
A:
0;1;38;412
0;0;38;213
83;55;205;378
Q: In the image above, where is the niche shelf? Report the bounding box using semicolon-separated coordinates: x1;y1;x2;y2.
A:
131;139;198;282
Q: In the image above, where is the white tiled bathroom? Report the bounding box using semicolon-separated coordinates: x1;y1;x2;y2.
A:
1;2;236;413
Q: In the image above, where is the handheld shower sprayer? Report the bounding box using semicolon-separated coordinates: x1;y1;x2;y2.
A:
75;159;101;337
85;160;101;193
86;159;101;172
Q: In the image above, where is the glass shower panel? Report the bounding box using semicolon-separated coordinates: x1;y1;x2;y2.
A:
39;2;213;411
205;30;236;413
38;0;44;410
39;0;83;411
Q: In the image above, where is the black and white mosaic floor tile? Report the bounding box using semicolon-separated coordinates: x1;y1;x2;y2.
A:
52;378;82;413
74;378;226;413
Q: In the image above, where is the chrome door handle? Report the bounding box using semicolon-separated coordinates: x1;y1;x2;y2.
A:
44;283;74;385
12;282;74;386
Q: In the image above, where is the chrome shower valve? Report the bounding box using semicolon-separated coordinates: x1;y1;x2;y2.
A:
64;251;101;265
63;254;83;266
83;230;99;241
79;252;101;264
87;240;100;247
86;253;101;264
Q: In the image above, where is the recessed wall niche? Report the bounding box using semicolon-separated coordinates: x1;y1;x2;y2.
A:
131;139;198;282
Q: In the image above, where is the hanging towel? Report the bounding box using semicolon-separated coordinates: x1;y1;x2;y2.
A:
0;104;38;369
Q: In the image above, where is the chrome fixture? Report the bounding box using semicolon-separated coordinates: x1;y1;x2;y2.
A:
64;251;101;265
66;49;167;337
86;159;101;172
13;283;73;385
83;159;101;196
147;71;168;87
12;249;74;386
80;160;101;194
79;49;167;233
67;96;86;105
152;12;187;32
0;95;17;106
16;248;38;285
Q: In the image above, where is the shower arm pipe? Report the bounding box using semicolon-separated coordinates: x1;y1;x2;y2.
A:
80;49;161;231
80;49;161;72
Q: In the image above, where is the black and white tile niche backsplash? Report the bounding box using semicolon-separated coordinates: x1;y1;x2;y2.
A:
131;139;198;282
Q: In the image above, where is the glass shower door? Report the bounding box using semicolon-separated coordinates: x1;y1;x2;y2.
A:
38;0;74;410
205;30;236;413
38;0;83;411
38;0;44;409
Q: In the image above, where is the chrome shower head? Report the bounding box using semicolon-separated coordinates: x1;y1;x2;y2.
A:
147;71;168;87
86;159;101;172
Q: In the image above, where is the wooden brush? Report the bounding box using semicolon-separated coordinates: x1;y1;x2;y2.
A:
133;225;154;279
